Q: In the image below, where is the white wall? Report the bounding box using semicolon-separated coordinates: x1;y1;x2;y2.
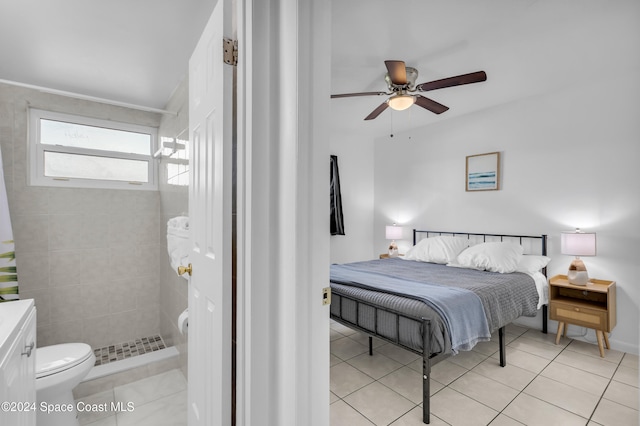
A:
329;130;375;263
371;5;640;353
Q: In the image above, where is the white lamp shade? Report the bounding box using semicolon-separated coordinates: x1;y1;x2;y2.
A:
385;225;403;240
561;231;596;256
387;95;415;111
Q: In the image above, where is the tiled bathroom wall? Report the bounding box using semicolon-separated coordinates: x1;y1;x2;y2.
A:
0;82;163;349
157;77;189;377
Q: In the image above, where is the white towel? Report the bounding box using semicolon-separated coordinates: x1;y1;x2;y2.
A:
167;216;189;231
167;216;190;279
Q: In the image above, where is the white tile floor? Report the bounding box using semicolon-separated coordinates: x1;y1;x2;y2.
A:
330;320;639;426
74;324;639;426
75;369;187;426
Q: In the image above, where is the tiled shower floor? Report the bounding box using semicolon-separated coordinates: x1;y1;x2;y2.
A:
93;335;166;366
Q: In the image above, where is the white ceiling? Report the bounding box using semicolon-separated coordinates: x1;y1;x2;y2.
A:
0;0;215;110
330;0;621;138
330;0;539;137
0;0;622;135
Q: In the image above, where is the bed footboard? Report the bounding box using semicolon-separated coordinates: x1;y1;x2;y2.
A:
330;291;435;423
330;291;509;425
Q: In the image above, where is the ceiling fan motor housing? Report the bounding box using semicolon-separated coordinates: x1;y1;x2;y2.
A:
385;66;419;91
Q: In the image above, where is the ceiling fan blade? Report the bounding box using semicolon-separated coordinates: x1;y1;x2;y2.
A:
364;102;389;120
415;95;449;114
416;71;487;92
385;60;407;85
331;91;387;99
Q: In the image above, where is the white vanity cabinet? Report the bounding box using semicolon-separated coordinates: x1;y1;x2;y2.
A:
0;299;37;426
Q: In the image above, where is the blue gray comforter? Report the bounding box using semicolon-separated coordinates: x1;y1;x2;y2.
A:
330;258;539;354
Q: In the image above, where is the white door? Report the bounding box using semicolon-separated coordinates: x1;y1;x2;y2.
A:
188;0;233;424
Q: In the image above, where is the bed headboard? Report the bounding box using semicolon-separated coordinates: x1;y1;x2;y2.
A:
413;229;548;258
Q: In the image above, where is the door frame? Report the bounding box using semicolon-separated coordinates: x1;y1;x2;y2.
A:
234;0;331;424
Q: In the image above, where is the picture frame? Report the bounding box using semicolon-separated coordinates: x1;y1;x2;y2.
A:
466;152;500;191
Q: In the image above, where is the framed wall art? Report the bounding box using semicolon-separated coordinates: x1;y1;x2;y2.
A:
466;152;500;191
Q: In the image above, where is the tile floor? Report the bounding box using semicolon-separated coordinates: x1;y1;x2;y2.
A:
73;323;639;426
75;369;187;426
330;320;639;426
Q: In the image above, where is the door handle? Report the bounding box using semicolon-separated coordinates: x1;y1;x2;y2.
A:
178;263;192;276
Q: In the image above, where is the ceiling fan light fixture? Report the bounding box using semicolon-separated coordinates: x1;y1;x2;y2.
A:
331;60;487;120
387;94;415;111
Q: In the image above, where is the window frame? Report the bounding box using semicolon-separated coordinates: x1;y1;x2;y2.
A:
29;108;158;190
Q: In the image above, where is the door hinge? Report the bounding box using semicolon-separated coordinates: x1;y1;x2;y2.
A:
223;38;238;66
322;287;332;306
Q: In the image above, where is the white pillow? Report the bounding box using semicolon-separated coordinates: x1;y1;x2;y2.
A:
448;242;524;273
516;255;551;274
403;236;469;264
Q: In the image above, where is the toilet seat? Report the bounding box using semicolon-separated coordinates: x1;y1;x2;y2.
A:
36;343;94;379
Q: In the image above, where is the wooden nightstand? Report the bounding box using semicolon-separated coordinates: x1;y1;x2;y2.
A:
379;254;403;259
549;274;616;357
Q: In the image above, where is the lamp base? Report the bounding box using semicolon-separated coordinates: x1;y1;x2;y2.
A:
388;241;399;258
567;258;589;286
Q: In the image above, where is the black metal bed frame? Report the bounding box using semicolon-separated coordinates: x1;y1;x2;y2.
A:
330;230;548;424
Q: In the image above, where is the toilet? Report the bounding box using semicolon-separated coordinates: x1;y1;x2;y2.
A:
36;343;96;426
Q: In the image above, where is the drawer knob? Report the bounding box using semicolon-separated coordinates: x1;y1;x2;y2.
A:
574;308;580;312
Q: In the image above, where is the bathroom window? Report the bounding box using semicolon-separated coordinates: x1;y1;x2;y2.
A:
161;132;190;187
29;109;158;190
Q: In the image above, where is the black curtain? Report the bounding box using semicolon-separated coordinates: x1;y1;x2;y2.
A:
330;155;345;235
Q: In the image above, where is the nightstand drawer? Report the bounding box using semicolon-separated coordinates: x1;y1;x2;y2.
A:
551;302;607;330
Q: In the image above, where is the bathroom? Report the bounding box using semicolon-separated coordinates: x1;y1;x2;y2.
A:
0;79;191;424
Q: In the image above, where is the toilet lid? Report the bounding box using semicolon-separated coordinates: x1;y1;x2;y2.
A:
36;343;94;378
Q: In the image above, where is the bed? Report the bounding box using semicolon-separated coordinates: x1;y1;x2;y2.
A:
329;230;549;424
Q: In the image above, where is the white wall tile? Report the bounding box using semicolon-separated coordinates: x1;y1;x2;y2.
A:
109;310;139;343
50;285;85;323
48;188;85;214
137;306;161;337
47;319;84;345
81;189;113;214
49;249;84;287
108;278;138;314
83;315;112;349
20;288;52;327
80;248;111;284
14;251;50;291
2;83;166;352
10;186;49;215
82;283;110;318
82;214;110;249
13;214;49;253
49;214;84;250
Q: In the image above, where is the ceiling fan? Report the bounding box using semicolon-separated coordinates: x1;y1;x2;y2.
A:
331;60;487;120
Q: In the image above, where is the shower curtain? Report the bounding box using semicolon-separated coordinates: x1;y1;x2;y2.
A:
0;145;18;302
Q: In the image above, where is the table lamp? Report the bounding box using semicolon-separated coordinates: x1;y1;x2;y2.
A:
385;224;403;257
561;228;596;285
